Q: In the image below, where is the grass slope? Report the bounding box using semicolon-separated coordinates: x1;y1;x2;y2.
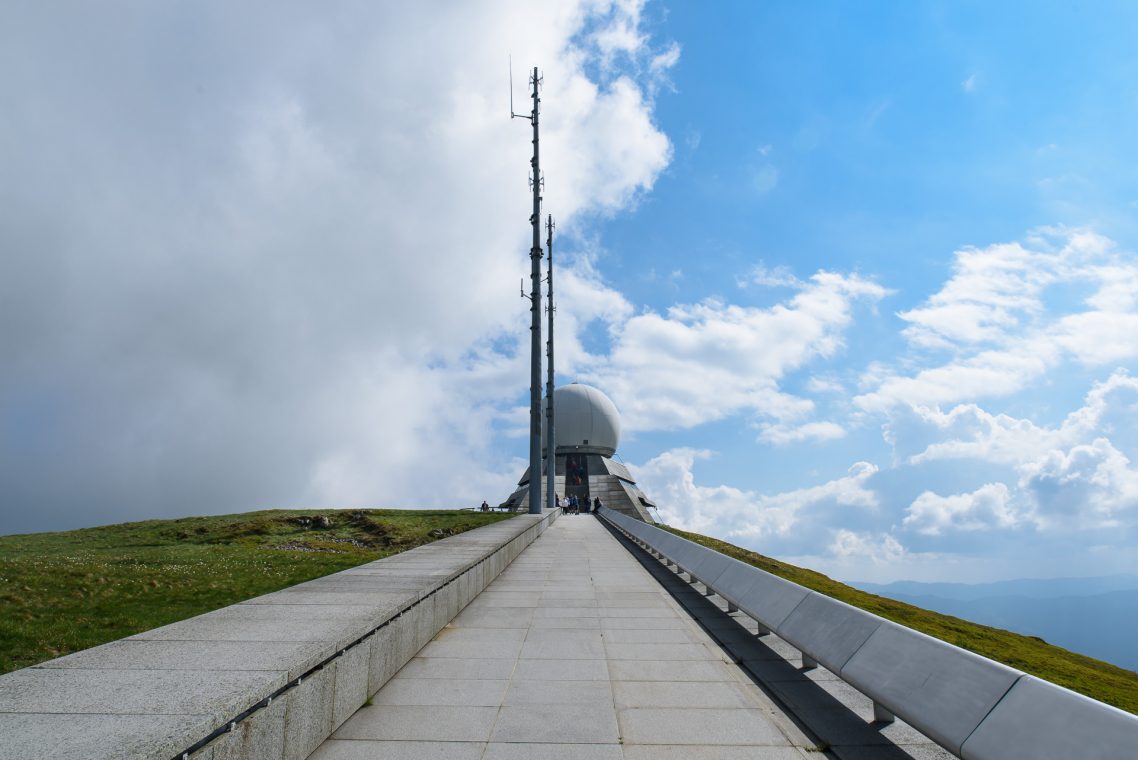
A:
665;526;1138;716
0;508;513;674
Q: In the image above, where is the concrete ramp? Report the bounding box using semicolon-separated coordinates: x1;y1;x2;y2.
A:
312;514;818;758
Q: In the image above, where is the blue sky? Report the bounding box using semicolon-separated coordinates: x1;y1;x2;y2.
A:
3;1;1138;583
560;1;1138;582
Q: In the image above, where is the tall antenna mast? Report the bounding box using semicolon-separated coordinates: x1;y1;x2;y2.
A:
545;215;556;512
513;64;544;515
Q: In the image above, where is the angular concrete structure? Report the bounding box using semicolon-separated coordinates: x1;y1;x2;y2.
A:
502;384;657;522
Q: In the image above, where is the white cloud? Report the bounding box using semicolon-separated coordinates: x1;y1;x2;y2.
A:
888;370;1138;467
880;371;1138;537
829;529;907;564
741;263;802;289
758;421;846;446
550;253;636;374
961;72;978;93
588;0;649;64
857;228;1138;412
594;271;888;430
634;450;878;542
1018;438;1138;529
903;483;1018;535
896;241;1058;349
806;376;845;394
650;41;682;74
857;341;1058;413
1052;312;1138;365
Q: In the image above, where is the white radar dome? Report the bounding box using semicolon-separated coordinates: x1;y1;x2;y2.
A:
541;384;622;457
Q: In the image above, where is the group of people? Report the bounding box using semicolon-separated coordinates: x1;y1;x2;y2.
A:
558;493;602;514
479;495;605;514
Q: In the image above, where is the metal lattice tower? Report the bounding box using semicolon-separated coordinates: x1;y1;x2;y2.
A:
545;214;556;511
513;65;544;514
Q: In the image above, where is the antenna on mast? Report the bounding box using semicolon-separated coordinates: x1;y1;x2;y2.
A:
509;56;532;121
544;214;557;513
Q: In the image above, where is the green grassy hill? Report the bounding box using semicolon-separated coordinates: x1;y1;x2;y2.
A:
666;526;1138;716
0;508;513;674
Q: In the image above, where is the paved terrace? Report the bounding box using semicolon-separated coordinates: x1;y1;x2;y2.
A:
311;515;949;760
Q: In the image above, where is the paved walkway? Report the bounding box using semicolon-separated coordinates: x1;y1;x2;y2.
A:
310;513;817;759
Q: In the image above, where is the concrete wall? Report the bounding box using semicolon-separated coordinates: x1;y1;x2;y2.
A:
0;509;559;760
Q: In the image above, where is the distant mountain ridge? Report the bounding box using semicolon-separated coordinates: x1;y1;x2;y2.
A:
855;574;1138;601
852;576;1138;671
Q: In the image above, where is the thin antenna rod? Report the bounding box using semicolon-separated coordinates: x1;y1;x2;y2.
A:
545;214;556;512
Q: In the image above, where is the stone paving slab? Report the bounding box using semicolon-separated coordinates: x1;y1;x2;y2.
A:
601;627;699;644
621;747;811;760
31;639;325;678
0;667;285;722
613;680;756;709
529;615;602;629
608;659;742;682
309;739;485;760
502;679;612;705
240;590;410;608
417;634;525;660
620;707;796;745
370;678;509;706
490;703;621;743
332;704;500;742
125;604;381;648
511;658;611;681
519;632;606;659
393;657;518;681
317;515;816;758
483;744;623;760
0;712;213;760
449;606;535;628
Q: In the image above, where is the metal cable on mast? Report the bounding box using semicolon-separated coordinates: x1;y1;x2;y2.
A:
545;215;556;512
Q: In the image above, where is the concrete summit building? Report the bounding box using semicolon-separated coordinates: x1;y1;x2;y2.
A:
502;383;656;522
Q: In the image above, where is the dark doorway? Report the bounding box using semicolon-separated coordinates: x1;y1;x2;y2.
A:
565;453;590;505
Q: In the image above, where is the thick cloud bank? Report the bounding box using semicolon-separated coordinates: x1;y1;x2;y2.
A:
0;1;672;532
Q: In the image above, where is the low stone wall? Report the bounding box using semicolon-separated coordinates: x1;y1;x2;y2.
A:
0;509;559;760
